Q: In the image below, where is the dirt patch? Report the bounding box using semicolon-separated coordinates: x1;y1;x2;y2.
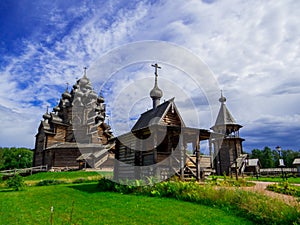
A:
242;181;299;206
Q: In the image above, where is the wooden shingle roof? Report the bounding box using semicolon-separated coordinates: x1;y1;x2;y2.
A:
132;98;185;131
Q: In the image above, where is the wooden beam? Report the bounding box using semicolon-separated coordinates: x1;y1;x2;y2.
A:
196;135;201;181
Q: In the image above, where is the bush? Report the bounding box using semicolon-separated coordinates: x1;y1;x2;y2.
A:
267;182;300;197
36;179;66;186
6;174;25;191
72;177;99;184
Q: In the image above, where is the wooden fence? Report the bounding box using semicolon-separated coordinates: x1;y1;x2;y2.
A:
259;168;297;176
0;165;48;176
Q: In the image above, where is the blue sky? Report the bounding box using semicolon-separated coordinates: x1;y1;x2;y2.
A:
0;0;299;153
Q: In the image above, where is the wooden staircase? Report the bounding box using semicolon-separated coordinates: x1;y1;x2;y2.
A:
182;154;213;181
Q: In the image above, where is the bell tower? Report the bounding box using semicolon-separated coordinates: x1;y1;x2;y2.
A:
211;92;245;175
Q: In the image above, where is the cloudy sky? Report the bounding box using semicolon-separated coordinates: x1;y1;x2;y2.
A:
0;0;299;152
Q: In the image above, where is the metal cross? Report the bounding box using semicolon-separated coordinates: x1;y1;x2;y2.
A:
151;63;161;76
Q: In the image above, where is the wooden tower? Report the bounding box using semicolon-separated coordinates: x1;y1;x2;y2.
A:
210;93;245;175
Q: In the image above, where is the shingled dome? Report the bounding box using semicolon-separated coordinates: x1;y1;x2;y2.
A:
150;85;163;99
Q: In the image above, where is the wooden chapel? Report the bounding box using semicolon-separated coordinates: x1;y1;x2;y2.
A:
113;64;212;181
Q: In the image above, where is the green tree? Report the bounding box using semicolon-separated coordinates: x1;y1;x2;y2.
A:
0;147;33;170
282;149;300;167
262;146;275;168
250;149;263;161
250;147;300;168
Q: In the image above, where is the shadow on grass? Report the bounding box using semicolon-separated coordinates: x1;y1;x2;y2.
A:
0;188;27;192
67;183;100;194
0;189;15;192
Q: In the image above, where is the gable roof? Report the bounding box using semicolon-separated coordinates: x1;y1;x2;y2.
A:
132;98;185;131
247;158;261;167
293;158;300;165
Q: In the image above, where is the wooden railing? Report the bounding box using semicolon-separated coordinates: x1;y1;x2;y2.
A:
0;165;48;175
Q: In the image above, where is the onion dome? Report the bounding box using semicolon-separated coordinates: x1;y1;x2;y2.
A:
96;114;105;121
42;106;51;120
95;105;102;112
89;91;98;99
219;92;226;103
97;93;105;103
80;76;89;86
79;67;89;86
63;98;70;107
150;85;163;99
53;105;60;112
73;83;79;89
85;83;93;90
75;89;84;98
62;89;71;99
43;112;51;120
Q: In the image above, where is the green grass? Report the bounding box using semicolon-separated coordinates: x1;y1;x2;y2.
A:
24;171;112;181
21;171;112;186
98;178;300;224
0;183;255;225
246;176;300;184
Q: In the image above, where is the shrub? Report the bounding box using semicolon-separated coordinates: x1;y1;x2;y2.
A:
97;177;117;192
267;182;300;197
6;174;25;191
36;179;66;186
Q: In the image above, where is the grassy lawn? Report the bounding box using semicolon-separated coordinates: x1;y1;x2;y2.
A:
246;176;300;184
20;171;112;186
0;183;255;225
23;171;112;181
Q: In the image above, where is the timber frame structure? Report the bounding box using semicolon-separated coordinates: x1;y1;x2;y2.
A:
33;69;114;170
114;106;212;181
113;64;213;182
210;92;245;175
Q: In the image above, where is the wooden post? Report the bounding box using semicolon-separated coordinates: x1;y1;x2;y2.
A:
179;134;184;180
234;139;238;180
209;140;213;169
153;129;158;178
195;135;200;181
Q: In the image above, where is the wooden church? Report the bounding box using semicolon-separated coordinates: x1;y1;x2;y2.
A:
33;69;114;170
114;64;213;182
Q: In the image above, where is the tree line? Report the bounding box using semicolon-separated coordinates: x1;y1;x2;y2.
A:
249;146;300;168
0;146;299;171
0;147;33;170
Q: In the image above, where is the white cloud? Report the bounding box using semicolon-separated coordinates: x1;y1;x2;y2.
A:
0;0;300;150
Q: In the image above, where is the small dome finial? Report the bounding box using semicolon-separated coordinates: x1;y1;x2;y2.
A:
79;67;90;86
43;105;51;120
219;90;226;103
83;67;87;78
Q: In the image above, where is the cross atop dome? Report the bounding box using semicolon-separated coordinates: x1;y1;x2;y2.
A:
150;63;163;109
